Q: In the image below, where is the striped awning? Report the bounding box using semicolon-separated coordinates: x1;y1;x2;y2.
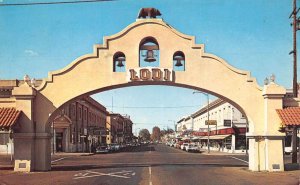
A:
199;134;231;140
0;108;21;129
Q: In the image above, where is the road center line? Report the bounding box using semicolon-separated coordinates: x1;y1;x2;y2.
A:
51;157;69;163
228;156;249;164
149;166;152;185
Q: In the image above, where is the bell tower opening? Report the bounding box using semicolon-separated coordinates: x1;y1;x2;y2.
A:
113;52;126;72
139;37;160;67
173;51;185;71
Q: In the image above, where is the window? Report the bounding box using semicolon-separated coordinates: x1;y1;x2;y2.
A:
113;52;126;72
70;126;75;143
173;51;185;71
0;133;9;145
84;109;87;121
71;104;76;117
139;37;159;67
77;128;83;143
79;107;82;120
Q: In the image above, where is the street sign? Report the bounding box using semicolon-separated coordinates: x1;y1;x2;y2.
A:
205;120;217;125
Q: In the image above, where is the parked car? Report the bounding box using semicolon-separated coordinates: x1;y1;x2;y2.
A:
185;143;200;152
96;145;109;154
167;141;174;147
106;144;117;152
285;146;299;155
181;143;189;150
176;141;184;149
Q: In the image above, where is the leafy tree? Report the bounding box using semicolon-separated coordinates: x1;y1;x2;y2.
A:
139;129;150;141
151;126;161;141
160;128;174;136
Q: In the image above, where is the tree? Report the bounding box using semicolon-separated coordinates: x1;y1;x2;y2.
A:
139;129;150;141
151;126;161;141
160;128;174;136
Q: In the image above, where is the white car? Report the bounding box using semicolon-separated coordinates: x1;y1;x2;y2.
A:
181;143;189;150
185;143;199;152
285;146;299;155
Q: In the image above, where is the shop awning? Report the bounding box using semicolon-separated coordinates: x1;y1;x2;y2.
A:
199;134;231;140
276;107;300;126
182;137;191;140
0;108;21;129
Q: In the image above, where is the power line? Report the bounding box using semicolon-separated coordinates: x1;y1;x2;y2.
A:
105;105;201;109
0;0;114;6
133;122;173;125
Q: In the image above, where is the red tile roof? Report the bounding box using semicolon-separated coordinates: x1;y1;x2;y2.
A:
0;108;21;129
276;107;300;126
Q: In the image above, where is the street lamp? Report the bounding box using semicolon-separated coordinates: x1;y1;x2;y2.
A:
193;91;210;153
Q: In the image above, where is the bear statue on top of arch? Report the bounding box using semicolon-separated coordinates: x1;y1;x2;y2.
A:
138;8;162;19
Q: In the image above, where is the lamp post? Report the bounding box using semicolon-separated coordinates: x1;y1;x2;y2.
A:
193;91;210;153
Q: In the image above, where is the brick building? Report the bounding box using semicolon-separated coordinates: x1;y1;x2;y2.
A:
51;96;109;153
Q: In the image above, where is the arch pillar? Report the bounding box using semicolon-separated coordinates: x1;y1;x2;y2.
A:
248;82;286;171
12;83;51;172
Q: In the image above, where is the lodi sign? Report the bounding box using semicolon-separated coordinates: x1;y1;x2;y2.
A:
127;67;173;82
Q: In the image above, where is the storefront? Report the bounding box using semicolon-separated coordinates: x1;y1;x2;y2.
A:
0;108;21;154
192;127;247;153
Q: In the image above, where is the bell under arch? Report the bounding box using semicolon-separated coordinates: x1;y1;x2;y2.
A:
173;51;185;71
139;36;160;67
113;52;126;72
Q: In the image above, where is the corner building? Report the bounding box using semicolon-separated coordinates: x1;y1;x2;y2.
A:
177;98;247;153
51;96;109;153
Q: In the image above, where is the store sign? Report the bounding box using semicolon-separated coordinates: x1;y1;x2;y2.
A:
127;67;173;82
205;120;217;125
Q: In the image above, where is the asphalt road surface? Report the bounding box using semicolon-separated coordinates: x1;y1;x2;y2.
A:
0;144;299;185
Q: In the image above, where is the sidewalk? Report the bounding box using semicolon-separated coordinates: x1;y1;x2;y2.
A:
200;149;248;156
52;152;94;156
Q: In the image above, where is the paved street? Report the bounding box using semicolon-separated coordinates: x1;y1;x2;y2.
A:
0;144;299;185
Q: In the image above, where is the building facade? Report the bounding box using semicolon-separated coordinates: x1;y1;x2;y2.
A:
177;98;247;153
0;108;21;154
107;113;133;144
51;96;109;153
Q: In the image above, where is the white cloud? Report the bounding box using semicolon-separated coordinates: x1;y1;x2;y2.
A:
24;49;39;57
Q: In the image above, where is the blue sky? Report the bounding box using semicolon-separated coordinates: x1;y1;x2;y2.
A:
0;0;297;133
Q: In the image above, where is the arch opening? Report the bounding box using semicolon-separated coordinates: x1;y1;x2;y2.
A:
45;82;250;135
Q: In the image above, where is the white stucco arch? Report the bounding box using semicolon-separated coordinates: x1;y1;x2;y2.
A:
11;18;286;172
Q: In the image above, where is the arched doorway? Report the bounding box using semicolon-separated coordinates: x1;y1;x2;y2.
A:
52;113;72;153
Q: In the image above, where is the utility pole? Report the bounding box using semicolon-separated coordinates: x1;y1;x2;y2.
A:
290;0;299;97
289;0;300;164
